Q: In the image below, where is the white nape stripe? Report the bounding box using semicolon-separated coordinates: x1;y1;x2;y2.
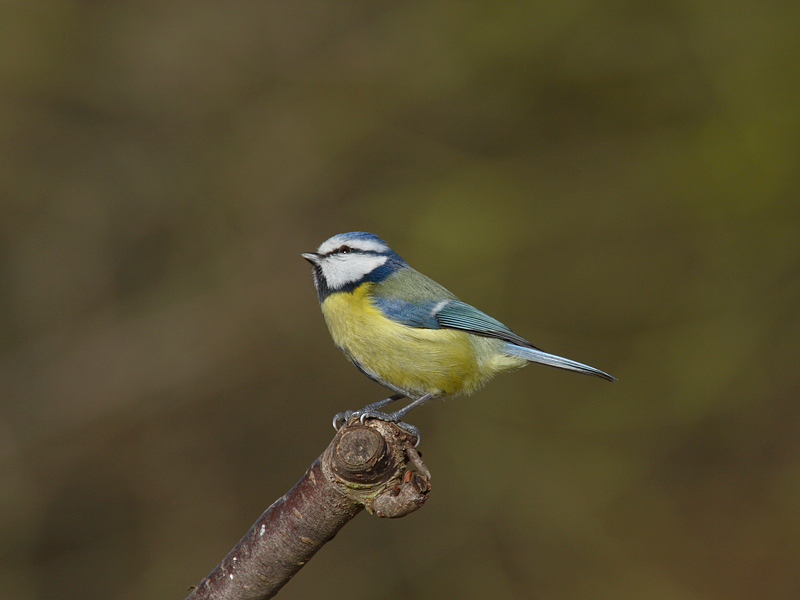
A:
317;236;388;255
320;254;389;290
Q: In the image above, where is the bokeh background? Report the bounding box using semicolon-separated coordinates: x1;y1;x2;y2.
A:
2;1;799;599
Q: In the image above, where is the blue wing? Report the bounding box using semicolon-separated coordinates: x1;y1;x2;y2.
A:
372;296;538;349
371;297;443;329
373;296;616;381
434;300;538;348
370;272;616;381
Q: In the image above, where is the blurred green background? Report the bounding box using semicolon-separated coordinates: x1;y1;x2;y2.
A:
2;1;799;599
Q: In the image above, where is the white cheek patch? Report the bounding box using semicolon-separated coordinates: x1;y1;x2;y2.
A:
321;254;389;289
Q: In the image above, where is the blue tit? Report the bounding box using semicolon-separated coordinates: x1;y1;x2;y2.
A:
302;232;615;440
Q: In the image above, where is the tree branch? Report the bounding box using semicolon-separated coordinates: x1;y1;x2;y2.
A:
185;419;431;600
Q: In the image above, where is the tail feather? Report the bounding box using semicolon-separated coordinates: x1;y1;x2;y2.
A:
503;343;616;382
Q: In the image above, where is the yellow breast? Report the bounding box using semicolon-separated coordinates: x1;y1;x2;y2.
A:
320;284;526;398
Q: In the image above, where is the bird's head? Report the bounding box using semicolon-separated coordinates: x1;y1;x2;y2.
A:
302;232;408;300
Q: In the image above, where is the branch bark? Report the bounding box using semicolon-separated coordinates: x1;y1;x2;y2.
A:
185;418;431;600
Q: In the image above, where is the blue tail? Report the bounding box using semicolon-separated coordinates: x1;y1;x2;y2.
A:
503;343;616;382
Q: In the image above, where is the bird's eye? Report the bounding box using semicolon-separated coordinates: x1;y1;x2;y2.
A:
338;245;353;254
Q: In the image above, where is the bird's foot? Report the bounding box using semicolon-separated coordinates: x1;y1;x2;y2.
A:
332;408;421;446
332;394;404;431
359;409;421;445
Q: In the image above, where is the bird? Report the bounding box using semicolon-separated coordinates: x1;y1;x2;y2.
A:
302;232;615;442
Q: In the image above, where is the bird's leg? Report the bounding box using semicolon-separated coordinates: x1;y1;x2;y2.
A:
357;393;436;446
332;394;404;431
332;393;432;446
369;393;435;423
363;393;406;412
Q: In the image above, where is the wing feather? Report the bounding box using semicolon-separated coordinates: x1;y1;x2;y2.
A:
372;294;537;349
434;300;538;348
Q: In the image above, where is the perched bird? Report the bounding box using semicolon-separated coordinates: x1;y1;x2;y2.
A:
303;232;614;441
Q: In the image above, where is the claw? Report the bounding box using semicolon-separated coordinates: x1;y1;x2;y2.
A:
396;421;421;446
332;411;354;431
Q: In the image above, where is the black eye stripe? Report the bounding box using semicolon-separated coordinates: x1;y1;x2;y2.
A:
322;245;352;257
320;245;383;258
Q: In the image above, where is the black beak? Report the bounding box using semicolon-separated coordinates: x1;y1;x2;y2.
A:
301;252;320;265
